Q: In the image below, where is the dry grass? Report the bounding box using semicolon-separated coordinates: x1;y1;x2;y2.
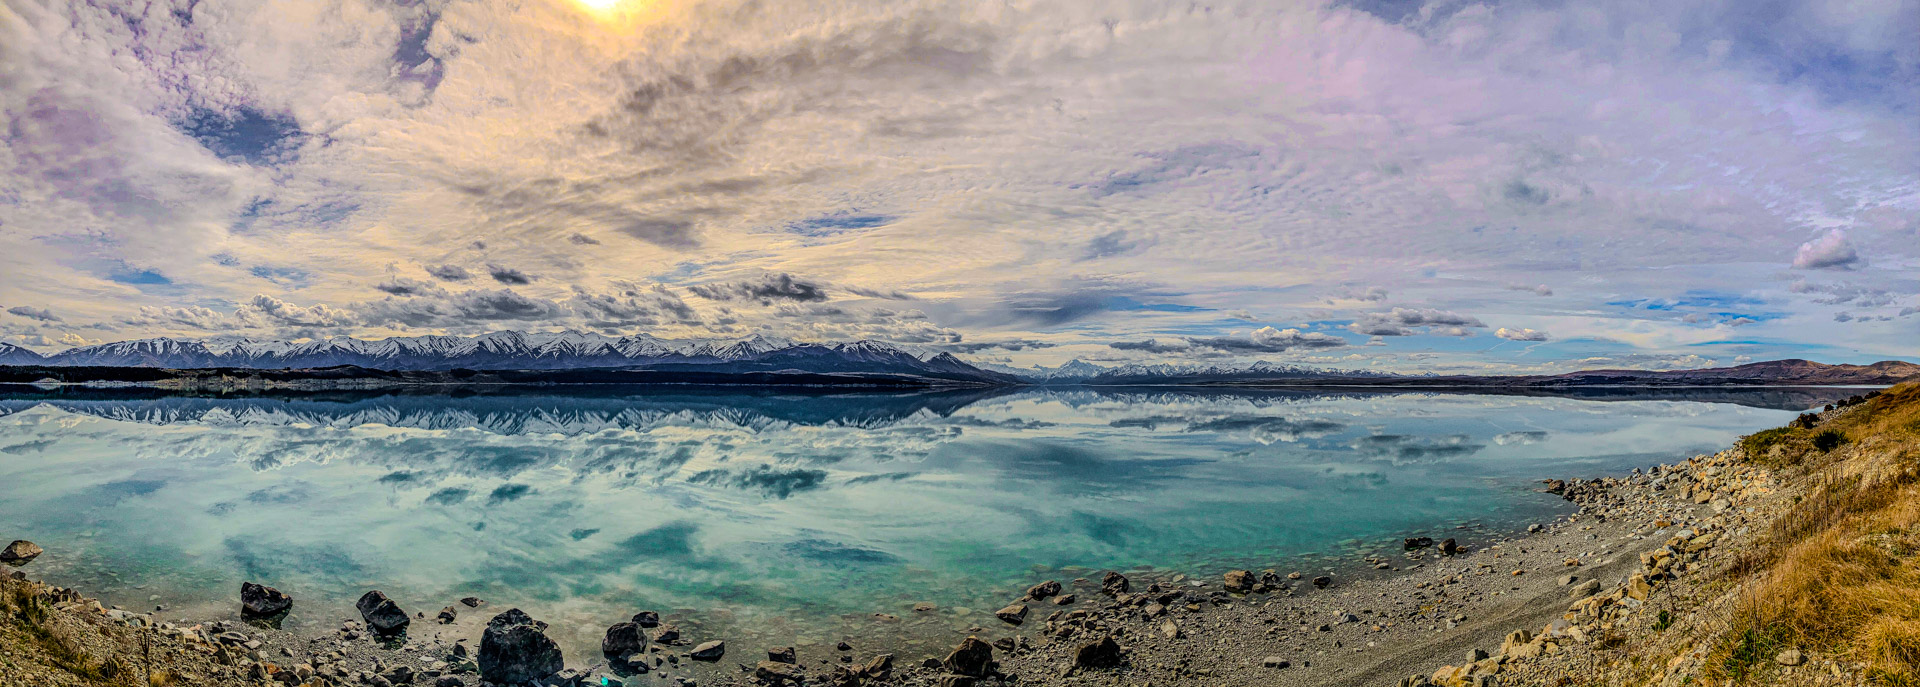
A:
1708;382;1920;683
2;578;130;685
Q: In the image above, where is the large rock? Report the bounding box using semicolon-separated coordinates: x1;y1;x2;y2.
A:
1222;570;1255;593
1100;571;1129;596
0;540;42;565
356;591;410;635
994;604;1028;626
1073;636;1123;669
941;636;993;677
690;640;725;661
631;610;660;628
479;609;564;684
1023;580;1061;601
754;661;804;685
857;654;893;681
601;622;646;656
240;582;292;617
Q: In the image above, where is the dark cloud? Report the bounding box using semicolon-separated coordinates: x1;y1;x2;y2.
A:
1113;326;1346;353
1501;179;1551;205
6;306;60;322
487;264;536;285
940;339;1059;353
689;273;829;304
567;233;601;245
374;277;438;296
567;283;701;328
425;264;471;281
360;288;567;327
1347;308;1487;336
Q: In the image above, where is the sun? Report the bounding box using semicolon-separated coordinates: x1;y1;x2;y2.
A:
573;0;624;14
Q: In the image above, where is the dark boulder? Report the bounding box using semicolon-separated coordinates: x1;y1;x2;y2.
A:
754;661;804;685
1222;570;1255;593
941;636;993;677
240;582;292;617
1403;537;1433;550
767;646;796;664
994;604;1028;625
356;591;410;635
601;622;646;657
1312;575;1332;589
436;606;457;624
631;610;659;628
857;654;893;681
479;609;563;685
459;597;483;608
1440;538;1459;555
1100;571;1129;596
690;640;725;661
1073;636;1124;669
1023;580;1061;601
0;540;42;566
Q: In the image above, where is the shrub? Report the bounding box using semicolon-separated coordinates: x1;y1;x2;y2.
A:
1814;429;1845;452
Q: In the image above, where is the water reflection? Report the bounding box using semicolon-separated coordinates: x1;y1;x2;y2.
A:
0;386;1847;657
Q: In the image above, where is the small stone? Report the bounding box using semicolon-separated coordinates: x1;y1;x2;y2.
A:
913;602;936;612
1262;656;1290;669
1556;574;1578;586
1775;649;1805;666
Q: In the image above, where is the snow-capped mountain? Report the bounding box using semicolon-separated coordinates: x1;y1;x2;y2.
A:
8;331;1019;384
0;343;47;366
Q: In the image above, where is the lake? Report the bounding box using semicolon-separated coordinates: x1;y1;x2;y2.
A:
0;385;1846;659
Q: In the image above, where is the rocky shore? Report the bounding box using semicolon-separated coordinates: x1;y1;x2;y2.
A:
3;394;1894;687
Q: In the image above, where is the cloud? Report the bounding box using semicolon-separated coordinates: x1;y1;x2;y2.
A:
1112;326;1347;354
566;233;601;245
688;274;829;304
1792;229;1862;270
425;265;472;282
1347;308;1487;336
6;306;60;322
374;278;439;296
487;265;536;285
1495;327;1550;342
1505;283;1553;297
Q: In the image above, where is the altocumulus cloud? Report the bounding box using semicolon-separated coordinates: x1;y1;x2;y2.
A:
1347;309;1488;337
689;274;829;304
1113;326;1346;354
6;306;60;322
1495;327;1550;342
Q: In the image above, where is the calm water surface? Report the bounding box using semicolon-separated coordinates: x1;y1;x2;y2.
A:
0;386;1843;657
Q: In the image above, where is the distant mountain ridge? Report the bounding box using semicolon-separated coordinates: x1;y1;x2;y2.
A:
0;332;1016;385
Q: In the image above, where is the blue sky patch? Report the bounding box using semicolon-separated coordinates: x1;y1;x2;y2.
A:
180;106;305;166
787;212;895;236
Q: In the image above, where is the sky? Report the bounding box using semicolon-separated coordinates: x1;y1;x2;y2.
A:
0;0;1915;373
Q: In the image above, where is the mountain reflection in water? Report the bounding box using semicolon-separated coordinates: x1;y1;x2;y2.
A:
0;385;1850;658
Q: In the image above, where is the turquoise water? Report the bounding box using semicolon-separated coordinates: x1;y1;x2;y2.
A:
0;387;1839;657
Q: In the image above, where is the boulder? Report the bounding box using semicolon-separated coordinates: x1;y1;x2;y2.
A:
1439;538;1459;555
1024;580;1061;601
240;582;292;617
1312;575;1332;589
994;604;1028;626
941;636;993;677
690;640;725;661
478;609;563;684
1569;579;1602;599
1073;636;1123;669
857;654;893;681
754;661;804;685
631;610;660;628
601;622;646;656
0;540;42;565
653;626;680;644
1403;537;1434;550
437;606;457;624
356;591;410;635
767;646;796;664
1222;570;1255;593
459;597;483;608
1100;571;1129;596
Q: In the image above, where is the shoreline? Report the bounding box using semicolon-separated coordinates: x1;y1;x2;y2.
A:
0;408;1861;687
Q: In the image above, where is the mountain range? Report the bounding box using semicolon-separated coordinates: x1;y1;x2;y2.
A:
0;332;1018;386
1;333;1915;389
